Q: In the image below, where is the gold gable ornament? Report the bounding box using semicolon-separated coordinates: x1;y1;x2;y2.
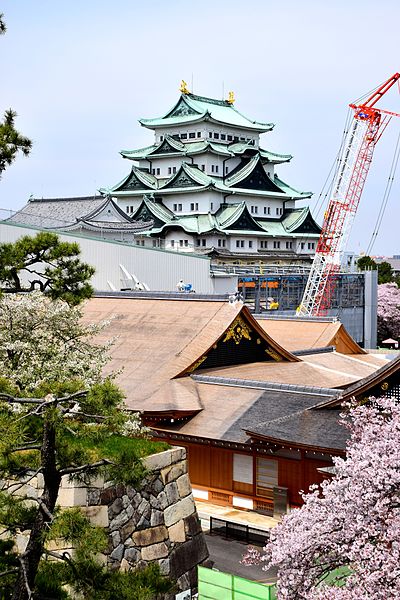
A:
223;315;252;345
227;91;235;105
180;80;190;95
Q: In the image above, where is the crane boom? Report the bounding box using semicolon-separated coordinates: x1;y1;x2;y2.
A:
298;73;400;316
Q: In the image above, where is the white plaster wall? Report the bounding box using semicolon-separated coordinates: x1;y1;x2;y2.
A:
0;222;231;293
162;191;220;214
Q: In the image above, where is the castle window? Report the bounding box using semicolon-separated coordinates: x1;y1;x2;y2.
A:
286;241;293;249
225;166;228;174
264;206;271;215
201;164;205;171
276;207;280;216
236;240;245;248
210;202;213;210
260;240;268;249
152;169;155;175
173;167;177;174
249;241;253;249
211;165;215;173
221;134;226;141
190;203;199;211
301;242;305;250
181;133;187;139
178;203;182;211
196;239;200;246
197;132;201;138
227;135;233;141
156;168;160;175
234;136;239;142
160;135;164;141
209;132;213;138
214;133;220;140
201;239;206;247
189;132;195;139
273;241;281;249
308;242;315;250
179;240;184;247
168;167;172;175
173;204;177;211
215;165;219;173
240;137;246;141
171;240;175;247
251;206;258;214
184;239;189;247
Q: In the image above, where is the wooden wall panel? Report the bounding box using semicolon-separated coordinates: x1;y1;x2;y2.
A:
278;457;303;505
304;458;331;492
210;448;233;491
186;444;211;487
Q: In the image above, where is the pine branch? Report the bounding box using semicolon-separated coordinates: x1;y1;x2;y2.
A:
0;568;19;578
18;556;33;599
59;458;112;476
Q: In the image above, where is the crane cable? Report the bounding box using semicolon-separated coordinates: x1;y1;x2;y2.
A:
365;127;400;255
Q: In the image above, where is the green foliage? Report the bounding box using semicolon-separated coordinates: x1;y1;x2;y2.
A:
0;539;19;597
0;232;94;304
357;255;395;284
377;260;393;284
357;255;377;271
0;109;32;177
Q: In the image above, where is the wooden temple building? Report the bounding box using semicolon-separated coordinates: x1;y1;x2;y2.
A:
84;294;390;515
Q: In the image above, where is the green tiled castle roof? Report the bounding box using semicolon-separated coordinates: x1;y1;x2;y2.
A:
139;93;274;132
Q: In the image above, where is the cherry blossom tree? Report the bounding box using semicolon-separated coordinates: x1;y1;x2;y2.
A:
244;396;400;599
377;282;400;343
0;292;170;600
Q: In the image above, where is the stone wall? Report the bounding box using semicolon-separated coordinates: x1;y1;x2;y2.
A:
12;447;209;595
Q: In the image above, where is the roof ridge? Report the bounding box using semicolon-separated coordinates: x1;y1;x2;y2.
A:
191;374;339;397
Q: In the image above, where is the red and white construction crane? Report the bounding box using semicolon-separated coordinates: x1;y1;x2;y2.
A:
298;73;400;316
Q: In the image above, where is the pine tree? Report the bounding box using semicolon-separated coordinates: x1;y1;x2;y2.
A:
0;292;172;599
0;232;95;305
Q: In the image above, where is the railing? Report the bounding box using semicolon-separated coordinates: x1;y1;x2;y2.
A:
209;517;270;547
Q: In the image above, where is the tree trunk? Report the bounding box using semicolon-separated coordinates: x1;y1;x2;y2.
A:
12;415;61;600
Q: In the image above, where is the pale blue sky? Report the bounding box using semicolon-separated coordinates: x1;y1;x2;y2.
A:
1;0;400;255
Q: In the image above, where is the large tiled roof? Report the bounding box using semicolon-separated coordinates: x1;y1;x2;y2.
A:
83;297;297;414
256;318;366;354
6;196;106;229
5;195;149;232
139;93;274;132
120;135;292;164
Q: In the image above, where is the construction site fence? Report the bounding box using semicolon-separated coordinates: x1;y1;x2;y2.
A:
198;566;277;600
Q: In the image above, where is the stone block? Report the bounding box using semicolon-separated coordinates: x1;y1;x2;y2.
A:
176;474;191;499
165;482;179;505
164;495;196;527
150;510;164;527
120;518;137;543
141;542;169;561
124;547;140;563
81;506;108;528
110;543;124;562
109;510;130;531
161;461;187;485
158;558;170;575
122;495;130;509
184;513;202;538
100;486;117;505
120;558;130;572
87;488;101;506
143;450;172;471
137;515;150;530
57;486;87;507
168;519;186;543
169;447;186;463
157;491;168;510
109;497;123;516
152;478;164;495
115;483;126;498
137;498;150;516
111;530;121;548
169;534;209;579
132;525;168;547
